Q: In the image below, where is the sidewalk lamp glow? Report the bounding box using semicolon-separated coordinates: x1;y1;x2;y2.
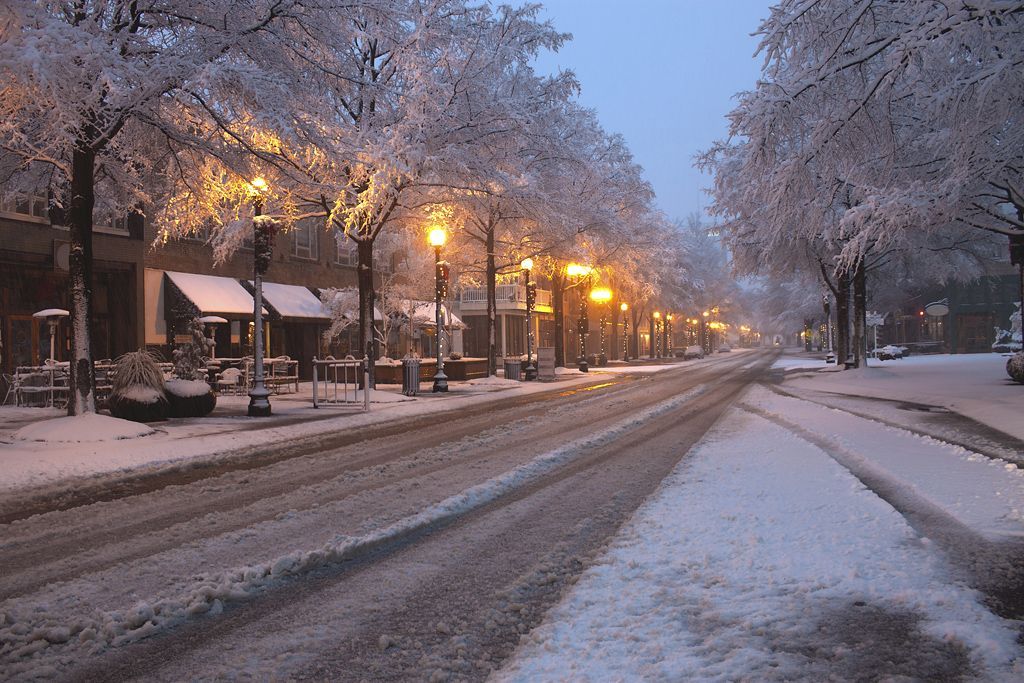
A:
589;287;612;303
250;176;268;193
428;227;447;248
566;263;592;278
620;302;628;313
620;302;629;361
521;257;533;272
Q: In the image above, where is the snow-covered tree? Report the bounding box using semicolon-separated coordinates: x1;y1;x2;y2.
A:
0;0;352;413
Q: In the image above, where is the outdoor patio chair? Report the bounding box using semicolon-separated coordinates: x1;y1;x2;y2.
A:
2;373;18;406
215;367;244;395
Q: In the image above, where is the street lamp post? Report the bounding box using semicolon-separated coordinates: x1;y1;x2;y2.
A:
665;314;673;356
620;302;629;361
567;264;592;372
589;287;612;365
653;311;662;358
522;258;537;380
429;228;449;392
248;177;272;417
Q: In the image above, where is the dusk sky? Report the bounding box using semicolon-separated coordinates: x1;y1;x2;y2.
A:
533;0;772;222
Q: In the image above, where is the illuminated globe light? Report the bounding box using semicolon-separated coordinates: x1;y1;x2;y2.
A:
620;302;629;312
428;227;447;248
250;176;268;192
521;257;533;271
653;311;661;319
589;287;612;303
566;263;592;278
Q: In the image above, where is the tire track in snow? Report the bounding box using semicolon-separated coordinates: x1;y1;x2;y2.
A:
739;401;1024;621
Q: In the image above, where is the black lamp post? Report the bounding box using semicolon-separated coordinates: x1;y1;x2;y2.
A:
620;302;629;361
648;313;656;359
248;177;272;417
653;312;662;358
665;314;673;356
590;287;612;365
567;263;591;372
522;258;537;380
429;228;448;392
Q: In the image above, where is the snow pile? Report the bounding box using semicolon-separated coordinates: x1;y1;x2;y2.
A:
466;375;520;387
554;366;583;375
0;384;708;667
496;409;1021;681
164;378;211;398
12;414;155;443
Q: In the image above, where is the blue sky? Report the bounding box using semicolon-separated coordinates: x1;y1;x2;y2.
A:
532;0;772;222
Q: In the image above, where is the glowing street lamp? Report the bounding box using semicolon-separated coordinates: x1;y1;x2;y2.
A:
429;227;448;392
522;257;537;380
620;302;629;361
567;263;593;371
590;287;613;365
248;176;272;417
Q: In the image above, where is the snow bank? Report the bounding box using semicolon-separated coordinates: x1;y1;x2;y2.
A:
12;414;155;443
496;408;1021;681
466;375;520;387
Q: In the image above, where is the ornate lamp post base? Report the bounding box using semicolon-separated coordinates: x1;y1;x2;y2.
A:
248;388;272;417
432;370;448;393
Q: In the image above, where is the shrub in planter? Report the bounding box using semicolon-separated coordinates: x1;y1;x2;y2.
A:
1007;352;1024;384
167;317;217;417
109;350;169;422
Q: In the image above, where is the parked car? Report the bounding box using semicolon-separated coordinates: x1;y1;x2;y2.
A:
717;344;732;353
683;345;705;360
874;345;904;360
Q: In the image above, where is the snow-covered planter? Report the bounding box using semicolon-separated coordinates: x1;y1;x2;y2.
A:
1007;352;1024;384
167;317;216;418
165;378;217;418
108;351;169;422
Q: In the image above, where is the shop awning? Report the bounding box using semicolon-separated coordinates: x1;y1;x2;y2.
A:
164;270;265;317
256;281;330;321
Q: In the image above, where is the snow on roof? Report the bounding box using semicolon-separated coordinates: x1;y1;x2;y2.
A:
255;281;329;320
164;271;263;316
410;300;466;329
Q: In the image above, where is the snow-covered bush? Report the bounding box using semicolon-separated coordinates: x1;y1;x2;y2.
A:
1007;352;1024;384
448;351;463;360
172;318;209;381
993;303;1022;353
167;318;216;417
109;350;168;422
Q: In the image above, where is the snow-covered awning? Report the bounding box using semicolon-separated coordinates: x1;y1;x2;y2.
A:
164;271;265;317
409;301;466;329
252;281;329;321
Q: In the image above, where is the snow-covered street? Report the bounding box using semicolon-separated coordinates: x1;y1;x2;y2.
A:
2;350;1023;681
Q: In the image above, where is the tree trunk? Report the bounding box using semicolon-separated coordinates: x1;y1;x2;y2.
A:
836;270;851;368
486;227;498;377
853;258;867;368
357;239;377;388
67;143;97;415
611;303;620;361
632;307;642;359
552;272;565;367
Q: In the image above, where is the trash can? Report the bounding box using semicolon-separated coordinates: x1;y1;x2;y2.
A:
503;358;522;381
402;357;421;396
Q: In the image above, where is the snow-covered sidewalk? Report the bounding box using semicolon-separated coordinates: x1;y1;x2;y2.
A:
785;352;1024;441
0;358;711;497
495;386;1024;681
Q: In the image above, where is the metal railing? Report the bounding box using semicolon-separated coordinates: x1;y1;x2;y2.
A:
311;356;370;411
460;284;551;307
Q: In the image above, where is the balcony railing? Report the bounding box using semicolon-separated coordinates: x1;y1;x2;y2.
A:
460;284;552;310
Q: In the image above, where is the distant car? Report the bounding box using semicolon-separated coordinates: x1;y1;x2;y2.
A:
717;344;732;353
683;345;705;360
875;345;904;360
